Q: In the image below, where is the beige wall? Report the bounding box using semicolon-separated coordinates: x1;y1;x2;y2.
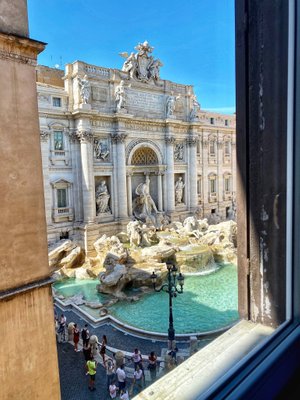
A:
36;65;64;87
0;34;50;291
0;287;60;399
0;0;28;37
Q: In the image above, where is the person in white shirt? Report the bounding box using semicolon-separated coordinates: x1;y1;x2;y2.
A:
116;364;126;391
109;380;118;399
130;364;143;395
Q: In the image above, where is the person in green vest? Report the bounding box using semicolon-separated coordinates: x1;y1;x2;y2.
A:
86;355;97;391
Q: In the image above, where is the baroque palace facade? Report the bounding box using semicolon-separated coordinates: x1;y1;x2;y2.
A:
37;41;236;254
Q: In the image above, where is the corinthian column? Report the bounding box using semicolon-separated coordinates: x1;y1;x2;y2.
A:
165;135;175;213
127;172;133;216
77;129;95;223
111;132;128;219
187;135;198;210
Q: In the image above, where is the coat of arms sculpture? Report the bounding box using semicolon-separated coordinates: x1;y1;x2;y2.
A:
119;41;163;84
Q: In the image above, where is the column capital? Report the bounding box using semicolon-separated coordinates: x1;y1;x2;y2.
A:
76;129;93;143
110;132;127;144
165;135;176;145
40;130;50;142
186;136;198;146
68;130;79;143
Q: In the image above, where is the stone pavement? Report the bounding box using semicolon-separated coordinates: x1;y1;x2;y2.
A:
55;306;215;399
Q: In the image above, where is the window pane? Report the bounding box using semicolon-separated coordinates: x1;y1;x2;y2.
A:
53;97;61;107
54;131;64;150
57;189;67;208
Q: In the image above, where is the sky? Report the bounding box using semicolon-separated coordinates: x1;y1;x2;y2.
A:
27;0;235;114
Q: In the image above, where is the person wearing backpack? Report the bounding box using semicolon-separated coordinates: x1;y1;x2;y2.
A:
81;323;89;346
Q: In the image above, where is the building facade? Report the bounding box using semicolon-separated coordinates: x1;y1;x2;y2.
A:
37;42;236;254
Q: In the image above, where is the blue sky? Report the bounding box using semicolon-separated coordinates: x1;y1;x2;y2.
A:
28;0;235;114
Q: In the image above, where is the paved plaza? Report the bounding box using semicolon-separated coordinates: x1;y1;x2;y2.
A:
56;307;214;399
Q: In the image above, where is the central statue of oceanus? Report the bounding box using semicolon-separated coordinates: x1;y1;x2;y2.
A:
132;176;168;229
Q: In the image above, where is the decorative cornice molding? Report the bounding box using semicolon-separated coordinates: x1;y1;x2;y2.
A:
0;49;37;66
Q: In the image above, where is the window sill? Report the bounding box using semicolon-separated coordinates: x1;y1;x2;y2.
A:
133;320;274;400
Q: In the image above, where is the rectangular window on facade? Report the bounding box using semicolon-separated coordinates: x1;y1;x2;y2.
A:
197;178;202;194
52;97;61;107
225;141;230;155
57;188;67;208
210;117;215;124
209;141;215;155
225;119;229;126
210;179;216;193
54;131;64;150
225;177;230;192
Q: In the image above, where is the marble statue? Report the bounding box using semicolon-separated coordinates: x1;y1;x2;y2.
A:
190;94;201;120
174;143;184;161
94;139;110;161
119;41;163;83
133;176;159;226
175;177;185;205
78;75;90;104
166;93;180;118
121;52;137;79
96;180;111;214
115;80;127;111
127;220;142;247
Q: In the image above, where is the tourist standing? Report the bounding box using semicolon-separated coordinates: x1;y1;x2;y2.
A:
116;364;126;391
106;358;116;391
130;364;143;396
99;334;107;367
109;379;118;399
73;323;80;352
81;323;90;346
131;348;143;371
82;339;91;361
148;351;157;381
86;355;97;391
58;314;67;342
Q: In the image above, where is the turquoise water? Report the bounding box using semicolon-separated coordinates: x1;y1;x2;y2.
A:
54;263;238;334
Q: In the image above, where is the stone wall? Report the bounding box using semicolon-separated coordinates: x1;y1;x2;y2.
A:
0;287;60;399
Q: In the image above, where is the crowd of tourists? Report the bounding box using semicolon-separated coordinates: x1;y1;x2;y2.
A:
55;313;159;399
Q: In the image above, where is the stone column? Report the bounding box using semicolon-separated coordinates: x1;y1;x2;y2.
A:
127;172;133;216
165;136;176;213
76;130;95;223
187;135;198;211
156;172;163;212
231;138;237;197
202;136;209;214
217;136;224;211
40;130;52;225
69;130;83;222
111;132;128;219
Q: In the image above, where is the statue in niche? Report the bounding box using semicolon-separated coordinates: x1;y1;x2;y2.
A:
166;93;180;118
94;139;110;161
96;180;111;214
78;75;90;104
133;176;159;226
190;94;201;120
174;143;184;161
175;177;185;205
119;41;163;84
115;80;127;111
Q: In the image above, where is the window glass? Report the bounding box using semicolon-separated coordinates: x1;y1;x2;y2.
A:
57;188;67;208
53;97;61;107
54;131;64;150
